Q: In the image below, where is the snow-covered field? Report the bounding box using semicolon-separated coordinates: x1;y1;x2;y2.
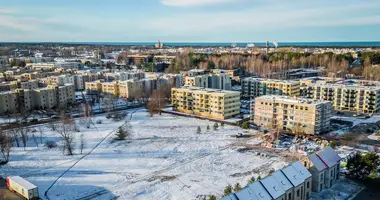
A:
0;109;288;200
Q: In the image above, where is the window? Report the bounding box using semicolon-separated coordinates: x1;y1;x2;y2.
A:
307;181;310;189
288;193;291;200
297;189;300;197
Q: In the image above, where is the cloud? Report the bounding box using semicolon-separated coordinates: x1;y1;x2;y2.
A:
0;9;14;14
161;0;236;7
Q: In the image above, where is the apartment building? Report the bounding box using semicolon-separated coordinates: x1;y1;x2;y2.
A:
184;74;232;90
171;87;241;120
180;69;205;77
163;74;184;88
304;84;380;114
33;87;57;109
85;81;102;94
253;95;332;135
0;91;18;115
211;69;240;82
242;78;300;100
302;147;341;193
19;80;39;90
104;71;145;82
222;161;312;200
101;82;119;96
118;79;153;99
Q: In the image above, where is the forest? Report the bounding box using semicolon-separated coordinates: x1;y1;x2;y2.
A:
165;50;380;80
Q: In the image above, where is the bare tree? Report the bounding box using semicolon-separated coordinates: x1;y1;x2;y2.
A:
79;133;85;154
38;126;44;144
0;130;12;164
32;134;39;147
55;113;76;156
20;128;30;150
147;85;168;117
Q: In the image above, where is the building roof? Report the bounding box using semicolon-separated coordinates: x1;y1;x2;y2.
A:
234;188;259;200
260;176;285;199
308;153;327;172
316;146;341;168
220;194;239;200
291;161;312;180
271;170;293;191
256;95;329;105
9;176;37;190
281;165;304;187
246;181;272;200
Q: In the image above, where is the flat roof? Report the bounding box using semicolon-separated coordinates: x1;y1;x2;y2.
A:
255;95;329;105
243;77;299;84
174;86;240;94
9;176;37;190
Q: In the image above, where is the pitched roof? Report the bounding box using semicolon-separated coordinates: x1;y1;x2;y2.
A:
234;188;259;200
260;176;286;199
220;194;239;200
308;153;328;172
281;165;304;187
246;181;273;200
316;146;341;168
271;170;293;191
291;161;312;180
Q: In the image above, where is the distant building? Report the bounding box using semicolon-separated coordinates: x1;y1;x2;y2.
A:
253;95;332;135
184;74;232;90
242;78;300;100
171;87;241;120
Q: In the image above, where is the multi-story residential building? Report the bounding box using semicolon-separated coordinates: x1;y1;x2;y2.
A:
0;91;18;115
104;71;145;82
163;74;184;88
253;95;332;135
304;84;380;114
171;87;241;120
211;69;240;82
19;80;39;90
302;147;341;193
52;84;76;108
242;78;300;100
180;69;205;77
33;87;57;109
222;161;312;200
118;79;152;99
184;74;232;90
74;75;85;90
15;89;33;111
101;82;119;96
85;81;102;94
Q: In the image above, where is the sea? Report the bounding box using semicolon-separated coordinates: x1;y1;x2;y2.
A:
3;41;380;47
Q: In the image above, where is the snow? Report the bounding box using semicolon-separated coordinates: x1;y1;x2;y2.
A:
0;109;288;200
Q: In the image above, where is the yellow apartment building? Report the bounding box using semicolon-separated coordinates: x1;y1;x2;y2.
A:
304;84;380;114
242;78;300;99
101;82;119;96
171;86;241;120
85;81;102;93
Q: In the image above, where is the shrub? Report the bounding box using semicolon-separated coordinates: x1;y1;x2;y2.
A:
221;122;224;127
248;176;255;184
241;122;249;129
234;183;242;192
197;126;201;134
209;195;217;200
213;122;219;130
268;168;275;175
330;140;337;149
207;125;210;131
223;185;232;196
45;141;57;149
116;127;127;140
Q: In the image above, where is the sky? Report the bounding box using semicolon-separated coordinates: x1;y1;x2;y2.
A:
0;0;380;42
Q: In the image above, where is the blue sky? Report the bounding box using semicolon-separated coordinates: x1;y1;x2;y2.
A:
1;0;380;42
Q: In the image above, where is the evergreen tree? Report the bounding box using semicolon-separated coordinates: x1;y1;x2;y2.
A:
248;176;255;184
209;195;217;200
207;125;210;131
257;175;262;180
116;127;127;140
223;185;232;196
213;122;219;131
241;122;249;129
221;122;224;127
197;126;201;134
234;183;242;192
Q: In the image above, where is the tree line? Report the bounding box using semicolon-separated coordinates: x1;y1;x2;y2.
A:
165;51;380;79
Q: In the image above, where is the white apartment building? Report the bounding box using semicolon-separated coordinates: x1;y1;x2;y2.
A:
0;91;18;114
